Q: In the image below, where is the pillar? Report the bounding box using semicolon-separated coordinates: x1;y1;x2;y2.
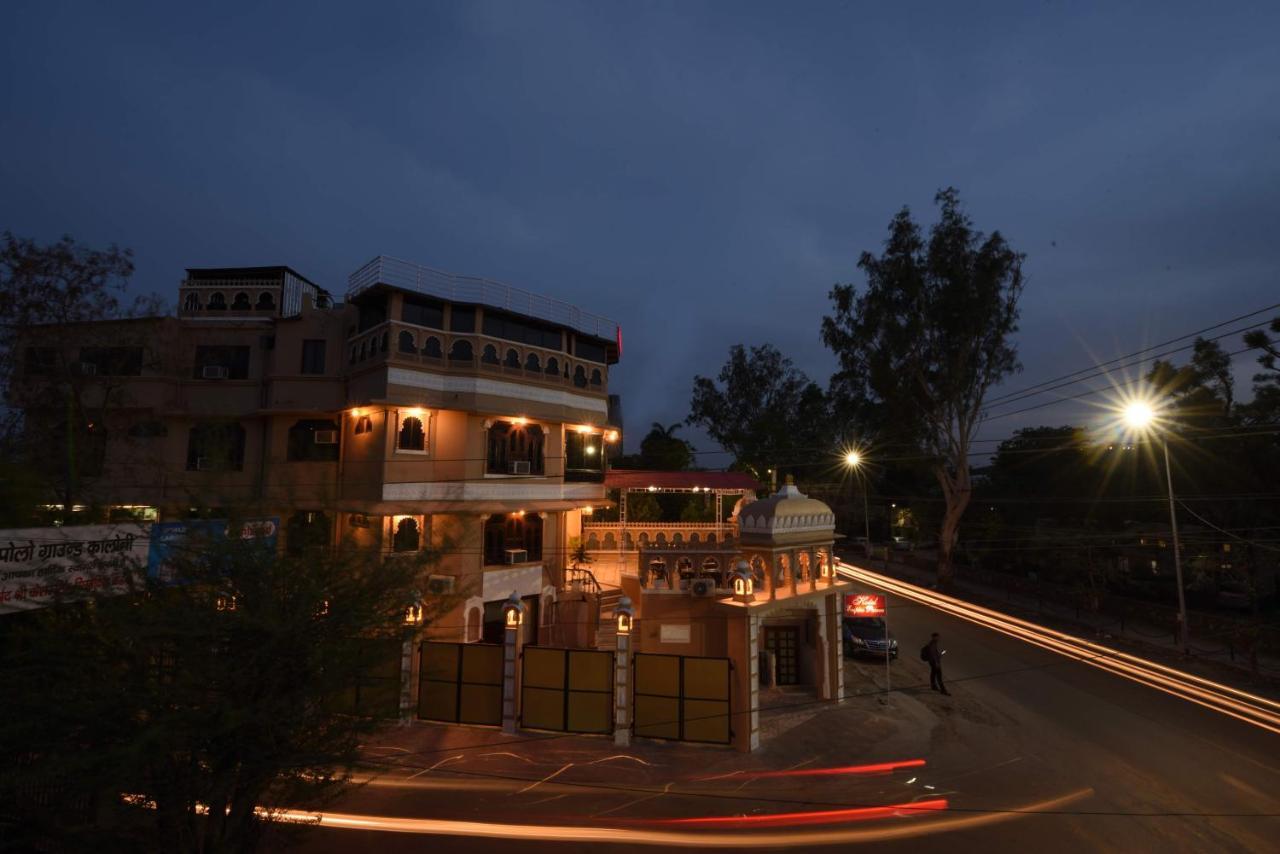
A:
826;592;844;702
614;632;631;746
788;551;798;597
501;619;524;734
398;637;417;723
809;548;818;593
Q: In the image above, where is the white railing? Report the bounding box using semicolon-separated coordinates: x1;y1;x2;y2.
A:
346;256;619;341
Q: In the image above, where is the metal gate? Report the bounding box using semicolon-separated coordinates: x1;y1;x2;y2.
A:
521;646;614;733
633;653;731;744
418;641;504;726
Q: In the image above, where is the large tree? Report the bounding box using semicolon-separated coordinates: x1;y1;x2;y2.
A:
0;524;453;852
687;343;830;483
822;188;1025;586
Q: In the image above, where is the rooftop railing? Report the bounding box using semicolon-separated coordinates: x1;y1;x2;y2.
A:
347;256;620;341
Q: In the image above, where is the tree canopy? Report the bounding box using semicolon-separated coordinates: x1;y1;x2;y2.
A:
822;188;1025;585
0;525;452;852
687;343;830;483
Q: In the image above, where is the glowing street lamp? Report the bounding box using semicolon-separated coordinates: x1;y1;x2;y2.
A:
843;449;872;558
502;591;525;630
1120;396;1188;653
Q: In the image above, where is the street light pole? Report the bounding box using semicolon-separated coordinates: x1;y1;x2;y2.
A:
1161;438;1189;654
844;450;873;560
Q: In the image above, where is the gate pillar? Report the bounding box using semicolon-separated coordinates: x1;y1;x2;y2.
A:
501;593;527;734
614;595;634;746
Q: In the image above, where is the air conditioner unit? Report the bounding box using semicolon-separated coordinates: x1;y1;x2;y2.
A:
313;430;338;444
77;362;98;376
690;578;718;598
504;548;528;564
509;460;531;475
202;365;229;380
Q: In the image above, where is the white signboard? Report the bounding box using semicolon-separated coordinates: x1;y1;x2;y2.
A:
659;623;692;644
0;524;150;614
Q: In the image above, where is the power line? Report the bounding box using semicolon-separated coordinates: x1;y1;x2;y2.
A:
981;301;1280;408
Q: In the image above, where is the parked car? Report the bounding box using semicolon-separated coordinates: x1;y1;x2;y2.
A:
843;616;898;659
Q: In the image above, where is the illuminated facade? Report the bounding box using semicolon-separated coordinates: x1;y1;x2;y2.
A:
12;257;621;641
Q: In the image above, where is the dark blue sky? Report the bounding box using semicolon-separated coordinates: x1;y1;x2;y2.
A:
4;1;1278;458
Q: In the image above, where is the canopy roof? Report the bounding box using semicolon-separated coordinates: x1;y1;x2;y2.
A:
605;470;762;493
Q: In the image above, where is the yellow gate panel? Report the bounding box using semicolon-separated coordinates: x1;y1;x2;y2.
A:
634;694;681;739
682;698;730;744
524;647;567;689
520;647;614;733
568;650;613;692
634;654;680;698
418;641;503;726
683;657;729;700
459;683;502;726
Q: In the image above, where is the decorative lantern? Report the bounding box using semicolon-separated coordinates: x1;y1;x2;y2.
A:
502;591;525;629
615;595;634;636
404;589;424;626
733;560;754;600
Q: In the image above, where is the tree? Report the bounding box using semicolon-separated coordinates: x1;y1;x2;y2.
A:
823;188;1025;586
639;422;694;470
687;343;830;482
1243;316;1280;425
0;233;166;517
0;525;453;852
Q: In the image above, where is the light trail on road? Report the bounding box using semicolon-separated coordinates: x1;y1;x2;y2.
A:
836;561;1280;736
276;789;1093;847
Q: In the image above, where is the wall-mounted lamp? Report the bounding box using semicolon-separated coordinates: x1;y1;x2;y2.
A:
615;595;634;636
503;591;525;629
604;430;620;443
733;560;754;600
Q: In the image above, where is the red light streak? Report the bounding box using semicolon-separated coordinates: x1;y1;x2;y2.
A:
640;798;948;828
748;759;927;778
835;561;1280;736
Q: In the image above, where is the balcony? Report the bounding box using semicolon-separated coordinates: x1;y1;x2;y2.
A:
346;322;609;396
348;256;619;343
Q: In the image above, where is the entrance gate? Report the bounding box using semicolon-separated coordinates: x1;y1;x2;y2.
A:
633;653;731;744
521;647;614;733
418;641;504;726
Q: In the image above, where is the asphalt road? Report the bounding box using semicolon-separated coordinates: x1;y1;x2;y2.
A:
295;580;1280;853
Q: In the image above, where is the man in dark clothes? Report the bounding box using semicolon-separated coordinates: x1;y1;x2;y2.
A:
926;632;949;695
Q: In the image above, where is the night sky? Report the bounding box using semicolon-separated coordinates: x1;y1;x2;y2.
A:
4;1;1278;458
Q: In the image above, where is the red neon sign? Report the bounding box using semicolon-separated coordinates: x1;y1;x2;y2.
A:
844;593;885;617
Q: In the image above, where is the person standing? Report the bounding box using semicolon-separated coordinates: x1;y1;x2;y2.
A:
924;632;949;695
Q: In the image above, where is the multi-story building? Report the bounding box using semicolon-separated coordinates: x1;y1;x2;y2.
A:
12;256;621;642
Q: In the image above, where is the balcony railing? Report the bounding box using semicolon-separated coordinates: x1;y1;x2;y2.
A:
345;323;608;394
347;256;620;342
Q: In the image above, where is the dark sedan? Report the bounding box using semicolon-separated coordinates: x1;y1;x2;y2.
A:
843;616;898;659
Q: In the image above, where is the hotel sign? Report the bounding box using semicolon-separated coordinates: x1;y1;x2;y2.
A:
844;593;886;618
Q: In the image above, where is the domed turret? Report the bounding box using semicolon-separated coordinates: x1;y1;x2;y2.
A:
738;475;835;544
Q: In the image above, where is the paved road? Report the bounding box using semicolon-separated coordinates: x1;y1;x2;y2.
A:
295;580;1279;853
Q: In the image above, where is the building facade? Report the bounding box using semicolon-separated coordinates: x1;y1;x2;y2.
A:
13;256;621;642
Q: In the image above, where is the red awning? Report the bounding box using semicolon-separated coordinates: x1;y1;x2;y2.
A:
604;469;762;492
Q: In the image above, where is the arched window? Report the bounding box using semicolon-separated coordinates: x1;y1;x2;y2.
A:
359;340;368;361
423;337;442;358
398;330;417;353
207;292;227;311
483;513;543;564
231;292;251;310
397;414;426;452
183;292;201;312
504;348;520;368
255;292;275;311
590;368;603;386
380;332;389;352
448;339;473;362
544;357;559;376
573;365;587;387
481;344;500;365
524;353;540;372
486;420;544;474
393;516;420;552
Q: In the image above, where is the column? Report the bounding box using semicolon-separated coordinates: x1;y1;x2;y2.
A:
787;551;798;597
827;592;845;702
398;637;417;723
614;632;631;746
501;620;523;734
809;548;818;593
